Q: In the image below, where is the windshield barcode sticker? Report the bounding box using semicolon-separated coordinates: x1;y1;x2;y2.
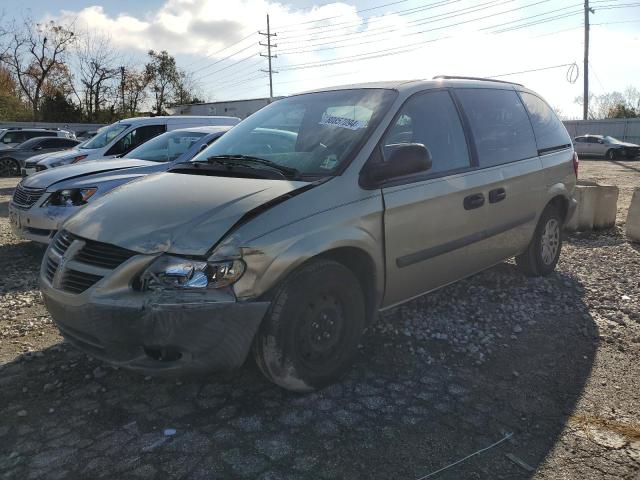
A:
319;113;366;130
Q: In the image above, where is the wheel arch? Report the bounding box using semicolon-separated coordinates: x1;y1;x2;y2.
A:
237;229;384;325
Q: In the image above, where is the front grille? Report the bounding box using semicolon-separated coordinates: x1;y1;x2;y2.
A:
75;238;136;269
45;230;137;295
12;184;46;208
51;230;75;256
44;257;58;283
61;269;104;294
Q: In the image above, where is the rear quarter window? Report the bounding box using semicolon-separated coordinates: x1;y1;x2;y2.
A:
455;88;537;167
519;92;571;153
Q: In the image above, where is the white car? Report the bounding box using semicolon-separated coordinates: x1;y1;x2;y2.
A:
23;116;240;175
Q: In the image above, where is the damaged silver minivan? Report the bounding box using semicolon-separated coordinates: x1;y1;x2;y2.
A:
40;78;578;391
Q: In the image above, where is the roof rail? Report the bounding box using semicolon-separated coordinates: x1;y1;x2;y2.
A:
432;75;523;87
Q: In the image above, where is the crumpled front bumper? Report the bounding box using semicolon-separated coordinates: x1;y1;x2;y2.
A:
9;202;75;244
40;267;270;376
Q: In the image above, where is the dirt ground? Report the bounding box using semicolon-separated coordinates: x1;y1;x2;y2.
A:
0;160;639;479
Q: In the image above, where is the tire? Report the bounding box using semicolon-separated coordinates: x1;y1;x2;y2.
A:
0;157;19;177
605;149;617;160
516;205;563;277
253;259;366;392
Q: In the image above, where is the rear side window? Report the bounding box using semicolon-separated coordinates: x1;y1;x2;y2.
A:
106;124;167;156
41;138;77;148
456;88;537;167
382;90;470;175
25;131;55;139
1;131;25;144
519;92;571;153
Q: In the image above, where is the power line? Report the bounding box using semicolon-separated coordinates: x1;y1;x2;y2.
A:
182;31;258;70
191;41;259;75
277;0;459;36
280;0;576;55
194;53;261;82
272;0;410;30
488;62;576;78
278;0;517;44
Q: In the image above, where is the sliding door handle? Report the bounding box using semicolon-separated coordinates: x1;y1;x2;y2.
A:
489;188;506;203
463;193;485;210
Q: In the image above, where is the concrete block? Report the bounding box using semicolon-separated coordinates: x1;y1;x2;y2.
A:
565;181;619;232
626;188;640;243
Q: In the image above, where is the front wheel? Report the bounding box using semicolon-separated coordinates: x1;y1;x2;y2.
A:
0;158;19;177
516;205;563;277
253;259;366;392
605;149;617;160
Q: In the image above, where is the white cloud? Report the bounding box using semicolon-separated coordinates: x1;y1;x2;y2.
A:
48;0;640;117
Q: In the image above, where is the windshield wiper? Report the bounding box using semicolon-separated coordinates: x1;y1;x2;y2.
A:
206;154;299;179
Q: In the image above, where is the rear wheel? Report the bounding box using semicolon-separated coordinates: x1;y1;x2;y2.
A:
253;259;365;392
516;205;563;277
0;158;19;177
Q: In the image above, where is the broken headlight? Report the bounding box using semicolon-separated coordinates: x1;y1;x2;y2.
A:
140;255;245;291
48;188;97;206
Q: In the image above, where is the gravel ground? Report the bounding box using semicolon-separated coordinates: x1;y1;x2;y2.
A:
0;163;639;479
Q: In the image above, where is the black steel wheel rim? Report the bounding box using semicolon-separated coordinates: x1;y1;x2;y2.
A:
295;292;347;371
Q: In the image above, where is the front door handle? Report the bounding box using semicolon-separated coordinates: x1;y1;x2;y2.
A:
489;187;506;203
463;193;485;210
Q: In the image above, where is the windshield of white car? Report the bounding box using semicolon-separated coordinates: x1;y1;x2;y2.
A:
80;123;130;149
603;136;623;144
191;88;398;177
124;130;207;162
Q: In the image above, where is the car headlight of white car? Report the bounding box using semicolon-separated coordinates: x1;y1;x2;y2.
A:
47;187;97;206
139;255;246;291
49;154;88;168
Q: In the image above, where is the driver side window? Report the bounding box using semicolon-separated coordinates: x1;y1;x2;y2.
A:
382;90;470;175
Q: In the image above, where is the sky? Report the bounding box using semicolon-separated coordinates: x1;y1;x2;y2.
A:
3;0;640;118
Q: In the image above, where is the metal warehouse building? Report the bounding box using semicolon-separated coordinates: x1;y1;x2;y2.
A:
563;118;640;144
168;97;282;119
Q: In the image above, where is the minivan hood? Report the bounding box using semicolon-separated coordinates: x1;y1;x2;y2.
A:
23;159;157;189
64;172;309;256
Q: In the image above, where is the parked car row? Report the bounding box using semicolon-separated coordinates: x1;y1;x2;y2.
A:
10;78;578;391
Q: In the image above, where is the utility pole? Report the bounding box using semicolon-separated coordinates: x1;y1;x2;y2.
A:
120;66;126;116
259;14;277;102
583;0;593;120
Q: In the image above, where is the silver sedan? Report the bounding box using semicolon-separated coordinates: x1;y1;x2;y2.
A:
573;135;639;160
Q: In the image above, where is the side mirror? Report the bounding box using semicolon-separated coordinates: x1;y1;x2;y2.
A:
369;143;432;183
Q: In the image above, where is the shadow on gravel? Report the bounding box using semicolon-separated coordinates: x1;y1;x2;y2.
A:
0;186;16;196
0;200;9;218
0;264;598;480
0;241;45;294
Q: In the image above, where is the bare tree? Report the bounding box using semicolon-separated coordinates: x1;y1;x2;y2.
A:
0;17;75;119
75;31;118;121
172;70;204;106
575;87;640;119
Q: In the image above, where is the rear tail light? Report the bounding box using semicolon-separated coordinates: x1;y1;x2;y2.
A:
72;155;88;163
572;152;579;178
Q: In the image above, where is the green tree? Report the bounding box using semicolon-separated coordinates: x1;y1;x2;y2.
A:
607;103;638;119
145;50;178;115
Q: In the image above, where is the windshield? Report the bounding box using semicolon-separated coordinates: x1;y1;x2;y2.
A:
80;123;129;150
191;88;398;177
603;136;623;144
124;130;207;162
